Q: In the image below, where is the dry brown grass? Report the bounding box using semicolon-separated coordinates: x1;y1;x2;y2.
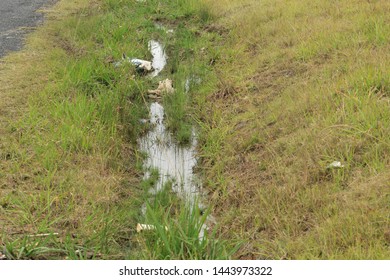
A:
195;0;390;259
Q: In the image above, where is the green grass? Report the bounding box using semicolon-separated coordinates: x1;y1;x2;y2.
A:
137;183;237;259
0;0;231;259
191;0;390;259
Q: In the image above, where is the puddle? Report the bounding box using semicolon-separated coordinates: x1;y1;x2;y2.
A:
138;38;208;238
140;41;201;201
139;102;201;200
148;40;167;78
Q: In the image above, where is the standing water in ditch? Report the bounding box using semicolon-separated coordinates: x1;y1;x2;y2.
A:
139;102;200;199
139;40;203;212
148;40;167;78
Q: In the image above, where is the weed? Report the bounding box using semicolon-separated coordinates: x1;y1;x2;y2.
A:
139;186;235;260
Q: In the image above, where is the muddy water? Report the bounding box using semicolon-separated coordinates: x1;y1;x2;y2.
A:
148;40;167;78
139;40;202;205
139;102;200;200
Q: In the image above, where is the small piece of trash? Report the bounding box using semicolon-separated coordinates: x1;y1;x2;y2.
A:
148;79;175;98
114;54;153;73
130;58;153;72
29;233;59;237
327;161;344;169
28;233;59;237
136;223;168;233
0;252;6;260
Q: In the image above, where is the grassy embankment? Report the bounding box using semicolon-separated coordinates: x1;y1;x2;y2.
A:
0;0;230;259
194;0;389;259
1;0;389;260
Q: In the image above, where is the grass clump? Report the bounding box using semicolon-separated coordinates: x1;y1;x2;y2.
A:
138;184;235;260
163;87;193;144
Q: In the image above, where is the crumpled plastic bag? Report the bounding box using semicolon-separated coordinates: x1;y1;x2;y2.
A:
148;79;175;98
114;54;153;73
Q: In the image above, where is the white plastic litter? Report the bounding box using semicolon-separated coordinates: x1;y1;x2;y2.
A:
327;161;344;169
113;55;153;72
130;58;153;72
136;223;168;233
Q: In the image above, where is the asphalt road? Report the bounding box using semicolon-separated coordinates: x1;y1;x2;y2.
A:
0;0;54;57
